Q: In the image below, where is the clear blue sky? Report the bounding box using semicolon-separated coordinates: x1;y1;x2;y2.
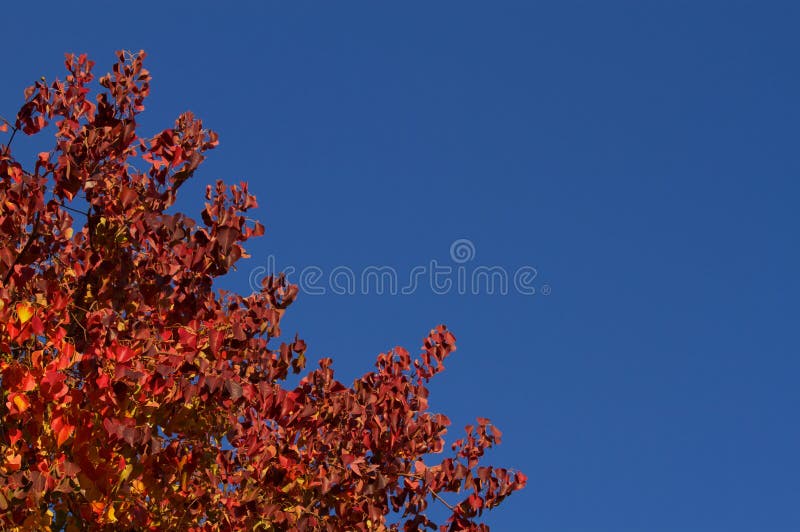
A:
3;1;799;530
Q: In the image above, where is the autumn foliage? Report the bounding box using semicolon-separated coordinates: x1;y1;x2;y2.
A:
0;51;525;530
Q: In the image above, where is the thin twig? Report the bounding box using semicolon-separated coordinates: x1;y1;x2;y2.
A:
3;213;40;285
1;123;18;156
396;472;456;512
54;201;90;217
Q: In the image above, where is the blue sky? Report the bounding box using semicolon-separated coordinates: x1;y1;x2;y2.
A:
3;1;799;530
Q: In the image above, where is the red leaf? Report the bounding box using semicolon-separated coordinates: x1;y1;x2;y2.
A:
209;328;225;355
52;415;75;447
30;315;45;336
115;345;137;363
468;493;483;510
8;428;22;446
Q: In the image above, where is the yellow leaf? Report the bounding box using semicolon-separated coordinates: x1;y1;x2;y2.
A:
107;505;117;523
64;227;74;239
131;479;145;494
120;463;133;482
12;395;29;412
16;302;33;324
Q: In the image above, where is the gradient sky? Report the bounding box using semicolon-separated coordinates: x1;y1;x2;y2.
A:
3;2;799;530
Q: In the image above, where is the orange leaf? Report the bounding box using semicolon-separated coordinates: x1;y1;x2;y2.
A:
20;373;37;392
8;429;22;446
56;422;75;447
11;394;29;413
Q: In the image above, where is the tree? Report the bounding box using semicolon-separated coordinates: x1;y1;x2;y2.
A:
0;51;525;531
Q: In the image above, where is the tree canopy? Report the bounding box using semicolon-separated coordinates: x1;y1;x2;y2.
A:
0;51;525;531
